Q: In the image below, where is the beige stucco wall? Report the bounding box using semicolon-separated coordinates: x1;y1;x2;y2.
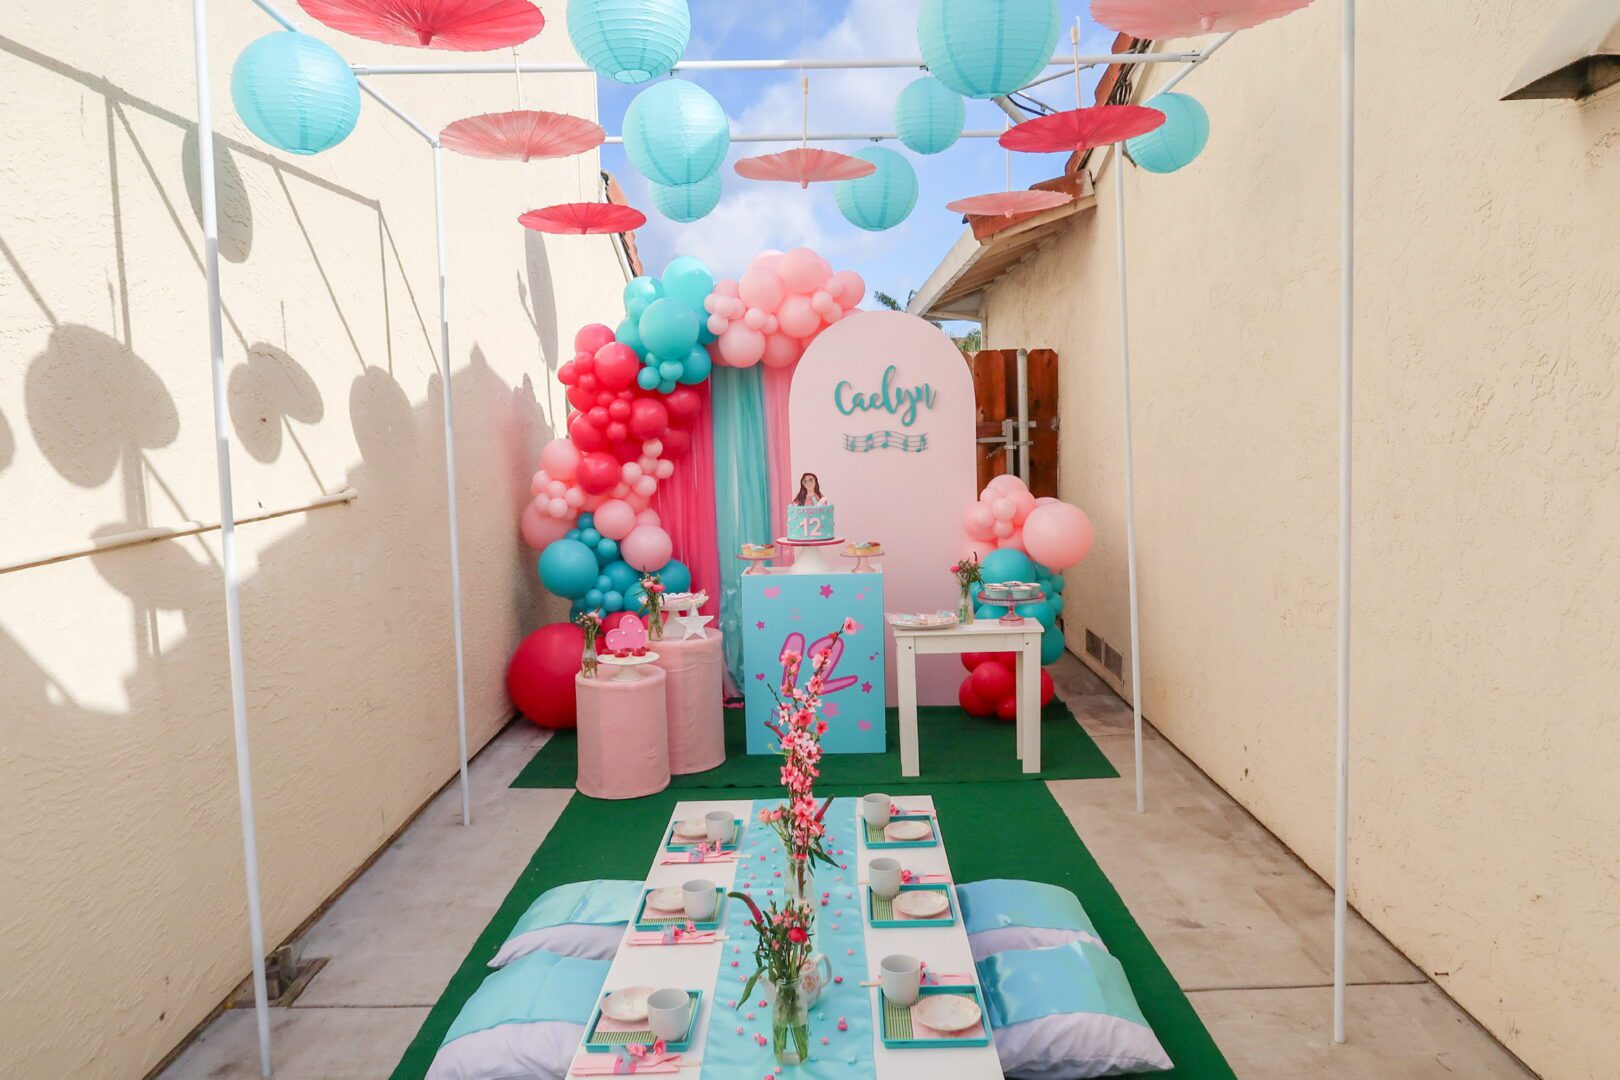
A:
0;3;625;1077
982;3;1618;1078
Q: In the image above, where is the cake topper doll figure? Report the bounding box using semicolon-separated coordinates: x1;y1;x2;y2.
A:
793;472;829;506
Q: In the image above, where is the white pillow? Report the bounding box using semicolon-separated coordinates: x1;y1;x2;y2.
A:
425;1020;582;1080
490;923;623;967
995;1013;1172;1078
489;880;642;968
956;879;1107;962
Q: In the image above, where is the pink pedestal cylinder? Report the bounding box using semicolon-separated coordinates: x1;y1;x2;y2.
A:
650;632;726;775
575;668;670;800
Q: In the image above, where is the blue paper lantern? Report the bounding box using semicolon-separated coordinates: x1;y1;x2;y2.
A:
834;147;919;232
567;0;691;85
622;80;730;187
649;173;722;222
894;76;965;155
917;0;1061;100
231;32;360;156
1126;93;1211;174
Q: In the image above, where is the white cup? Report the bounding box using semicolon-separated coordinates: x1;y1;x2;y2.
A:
863;793;892;828
682;879;717;920
869;857;903;900
705;810;736;844
647;988;691;1040
880;953;922;1007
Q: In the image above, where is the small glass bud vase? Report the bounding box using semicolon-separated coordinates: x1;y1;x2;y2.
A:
646;611;664;642
770;980;811;1066
958;585;975;625
581;638;599;679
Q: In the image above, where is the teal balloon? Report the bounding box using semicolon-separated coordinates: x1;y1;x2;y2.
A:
980;548;1036;583
626;582;650;614
650;174;722;222
894;76;965;154
975;603;1000;622
1127;93;1210;174
1048;574;1065;594
1041;627;1065;664
616;316;646;356
566;528;582;541
231;32;360;155
602;560;639;596
658;378;677;394
604;590;625;612
569;600;587;619
639;298;700;357
662;256;715;308
835;147;919;232
578;512;595;529
595;537;620;563
579;527;602;548
636;367;661;390
585;588;605;609
566;0;690;85
1016;600;1057;631
917;0;1061;100
660;559;692;593
697;320;717;346
623;79;730;186
624;277;662;319
538;539;599;599
678;345;712;385
658;359;685;380
596;574;612;592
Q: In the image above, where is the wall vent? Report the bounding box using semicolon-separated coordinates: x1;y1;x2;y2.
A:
1103;643;1125;680
1084;629;1103;661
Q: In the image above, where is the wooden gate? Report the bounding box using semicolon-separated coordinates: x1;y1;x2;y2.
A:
968;348;1059;497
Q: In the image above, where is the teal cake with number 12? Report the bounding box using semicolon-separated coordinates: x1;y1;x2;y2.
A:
786;503;836;541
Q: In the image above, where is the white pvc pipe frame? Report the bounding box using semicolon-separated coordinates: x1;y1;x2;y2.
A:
192;4;1355;1073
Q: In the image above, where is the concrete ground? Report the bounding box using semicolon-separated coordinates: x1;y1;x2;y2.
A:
158;655;1534;1079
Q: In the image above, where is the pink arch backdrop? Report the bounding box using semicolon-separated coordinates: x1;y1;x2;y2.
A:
789;311;977;705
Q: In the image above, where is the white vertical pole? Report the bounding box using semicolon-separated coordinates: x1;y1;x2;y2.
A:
191;1;272;1074
1334;0;1356;1047
1114;147;1145;816
1015;348;1031;485
433;144;472;828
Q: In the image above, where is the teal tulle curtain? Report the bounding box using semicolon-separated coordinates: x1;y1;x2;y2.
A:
711;365;773;688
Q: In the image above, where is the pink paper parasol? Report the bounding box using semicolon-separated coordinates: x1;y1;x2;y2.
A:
440;110;605;162
734;148;877;189
518;203;646;235
1000;105;1166;154
1090;0;1316;37
297;0;545;50
946;190;1075;218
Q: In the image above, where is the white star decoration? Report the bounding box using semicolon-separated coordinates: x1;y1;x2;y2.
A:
670;607;714;640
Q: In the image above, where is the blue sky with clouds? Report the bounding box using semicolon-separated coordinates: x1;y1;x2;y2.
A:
595;1;1114;308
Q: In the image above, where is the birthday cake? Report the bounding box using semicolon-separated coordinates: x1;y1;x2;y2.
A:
786;503;836;542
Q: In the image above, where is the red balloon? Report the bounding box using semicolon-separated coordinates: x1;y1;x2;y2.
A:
665;386;702;421
587;406;610;428
960;650;1016;672
1039;668;1055;707
995;697;1018;723
558;360;580;386
605;421;629;445
661;427;692;460
576;451;621;494
576;323;616;355
577;373;599;394
595;342;642;391
506;623;585;729
566;385;594;411
607;397;633;422
969;661;1015;707
611;439;643;464
568;414;606;452
628;397;669;440
958;676;995;718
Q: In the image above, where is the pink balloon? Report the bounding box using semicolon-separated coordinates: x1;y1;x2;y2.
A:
530;469;548;496
635;509;662;528
1034;496;1061;506
594;498;636;541
707;314;730;335
1009;489;1037;525
964;504;996;541
779;247;829;294
621;461;644;483
548;496;569;517
830;270;865;308
992;519;1015;539
575;323;616;354
713;278;741;299
761;331;803;368
995;533;1028;554
986;473;1027;495
1022;502;1095;571
564;487;585;508
654;460;674;479
777;294;820;338
625;490;650;512
718;325;766;366
521;501;571;550
962;539;996;562
744;307;768;331
753;250;784;273
822;305;844;324
811;291;835;314
547;480;567;497
739;268;786;312
633;475;658;496
539;439;581;483
991;497;1016;521
621;524;673;572
762;314;779;335
642;438;664;457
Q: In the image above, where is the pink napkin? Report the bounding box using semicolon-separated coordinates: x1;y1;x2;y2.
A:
659;852;736;866
624;930;718;947
569;1051;682;1075
900;872;951;884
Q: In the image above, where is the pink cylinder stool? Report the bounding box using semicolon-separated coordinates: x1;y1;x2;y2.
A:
650;632;726;775
575;667;670;799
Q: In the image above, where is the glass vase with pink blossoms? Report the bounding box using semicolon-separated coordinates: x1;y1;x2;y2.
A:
762;618;859;902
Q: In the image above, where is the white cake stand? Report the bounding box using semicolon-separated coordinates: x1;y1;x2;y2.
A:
777;534;844;575
597;653;660;681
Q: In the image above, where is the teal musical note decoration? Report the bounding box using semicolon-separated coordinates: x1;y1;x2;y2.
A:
842;430;930;453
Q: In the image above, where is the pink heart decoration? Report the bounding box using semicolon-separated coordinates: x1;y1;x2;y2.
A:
604;620;647;654
764;586;782;599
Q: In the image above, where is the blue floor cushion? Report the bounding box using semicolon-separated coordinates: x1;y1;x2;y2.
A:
956;878;1107;961
427;950;609;1080
490;879;642;967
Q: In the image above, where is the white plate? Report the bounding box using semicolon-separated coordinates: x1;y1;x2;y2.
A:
647;886;685;912
893;890;950;919
884;819;933;842
672;819;707;840
602;986;654;1023
913;993;982;1033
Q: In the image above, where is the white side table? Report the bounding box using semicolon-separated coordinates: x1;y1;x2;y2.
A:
889;619;1046;776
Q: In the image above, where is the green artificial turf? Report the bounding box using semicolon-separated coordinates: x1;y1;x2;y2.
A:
510;700;1118;789
391;781;1232;1080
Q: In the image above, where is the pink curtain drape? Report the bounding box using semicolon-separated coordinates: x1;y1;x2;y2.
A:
762;365;794;545
654;380;720;620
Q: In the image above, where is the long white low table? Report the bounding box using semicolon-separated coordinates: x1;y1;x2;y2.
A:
573;795;1002;1079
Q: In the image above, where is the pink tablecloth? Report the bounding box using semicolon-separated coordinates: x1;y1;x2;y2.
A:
649;632;726;775
575;668;670;800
